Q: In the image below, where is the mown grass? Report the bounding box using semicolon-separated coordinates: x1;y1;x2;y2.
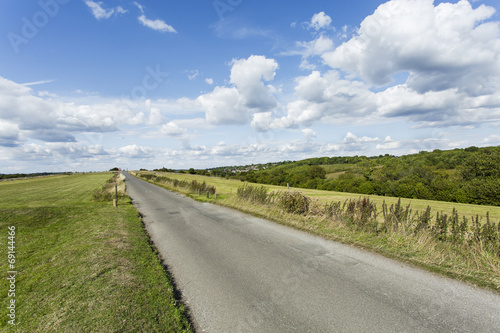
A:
135;171;500;293
0;173;192;332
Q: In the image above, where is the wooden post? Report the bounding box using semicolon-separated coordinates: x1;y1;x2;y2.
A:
113;182;118;207
206;191;209;198
287;183;289;191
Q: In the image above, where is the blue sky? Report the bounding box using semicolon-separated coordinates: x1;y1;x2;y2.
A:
1;0;500;172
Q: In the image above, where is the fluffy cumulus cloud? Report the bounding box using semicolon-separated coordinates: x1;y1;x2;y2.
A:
229;55;279;111
270;0;500;130
117;144;152;158
0;121;21;147
271;70;377;128
309;12;332;30
161;121;187;137
342;132;380;151
0;76;153;147
196;55;279;126
322;0;500;92
197;86;247;125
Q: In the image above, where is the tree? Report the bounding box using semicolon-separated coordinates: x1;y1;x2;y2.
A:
308;165;326;179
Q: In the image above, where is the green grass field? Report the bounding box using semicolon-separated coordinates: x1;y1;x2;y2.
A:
0;173;192;332
135;171;500;292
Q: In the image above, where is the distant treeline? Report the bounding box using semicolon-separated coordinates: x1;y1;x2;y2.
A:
0;172;71;180
209;146;500;206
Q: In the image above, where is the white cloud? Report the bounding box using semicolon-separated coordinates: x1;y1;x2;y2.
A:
251;112;273;132
271;70;377;128
0;121;20;147
116;6;127;14
481;135;500;145
322;0;500;94
197;86;247;125
288;35;334;70
133;1;144;13
84;1;125;20
229;55;279;111
196;55;279;126
375;136;446;154
343;132;379;144
302;128;317;141
205;78;214;85
21;79;55;86
310;12;332;30
147;107;165;126
259;0;500;130
0;76;147;147
117;144;152;158
161;122;187;137
299;35;334;58
138;14;176;33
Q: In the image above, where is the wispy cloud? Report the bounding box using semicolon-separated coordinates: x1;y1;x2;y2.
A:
21;79;55;86
133;1;144;14
133;1;176;33
187;70;199;80
138;15;176;33
84;0;127;20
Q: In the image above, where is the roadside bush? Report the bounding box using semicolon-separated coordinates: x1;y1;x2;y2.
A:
190;180;216;195
277;191;310;215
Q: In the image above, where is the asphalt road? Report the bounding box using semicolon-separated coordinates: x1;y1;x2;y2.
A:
123;172;500;333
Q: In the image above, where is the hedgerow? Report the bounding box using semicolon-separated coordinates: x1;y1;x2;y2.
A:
236;184;500;257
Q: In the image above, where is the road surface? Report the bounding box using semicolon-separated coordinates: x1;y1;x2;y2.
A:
123;172;500;332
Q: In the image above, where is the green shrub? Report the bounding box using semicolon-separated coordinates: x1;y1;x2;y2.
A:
278;191;310;215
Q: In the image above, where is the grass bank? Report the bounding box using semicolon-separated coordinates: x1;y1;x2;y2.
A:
134;171;500;293
0;173;193;332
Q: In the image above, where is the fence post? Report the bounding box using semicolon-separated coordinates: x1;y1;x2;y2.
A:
113;182;118;207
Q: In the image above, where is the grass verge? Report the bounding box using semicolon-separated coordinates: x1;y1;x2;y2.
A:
134;171;500;293
0;173;193;332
